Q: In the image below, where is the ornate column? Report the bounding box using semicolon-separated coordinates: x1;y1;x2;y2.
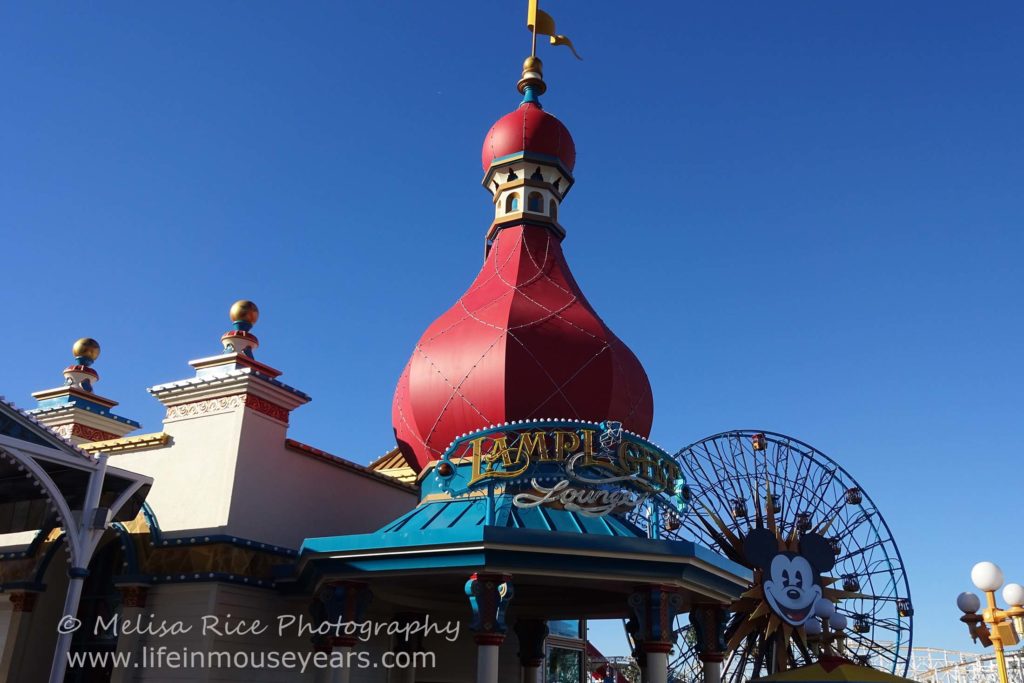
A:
689;605;728;683
628;586;683;683
109;584;151;683
0;590;40;681
466;573;514;683
310;581;372;683
514;619;548;683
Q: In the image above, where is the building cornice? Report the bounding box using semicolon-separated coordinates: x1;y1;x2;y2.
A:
482;151;575;195
82;432;171;454
486;215;566;244
149;367;310;412
490;177;565;203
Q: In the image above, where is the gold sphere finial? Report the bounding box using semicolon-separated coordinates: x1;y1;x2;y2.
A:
229;300;260;326
72;337;101;362
517;55;547;96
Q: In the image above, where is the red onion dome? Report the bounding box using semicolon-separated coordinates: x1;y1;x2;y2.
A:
392;225;654;471
481;102;576;173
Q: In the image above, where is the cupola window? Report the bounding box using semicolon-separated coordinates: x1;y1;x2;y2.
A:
549;199;558;220
527;192;543;212
506;193;521;212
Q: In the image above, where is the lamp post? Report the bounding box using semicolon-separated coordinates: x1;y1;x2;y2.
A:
957;561;1024;683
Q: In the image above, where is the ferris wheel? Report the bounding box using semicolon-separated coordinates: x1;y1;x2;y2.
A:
632;430;914;682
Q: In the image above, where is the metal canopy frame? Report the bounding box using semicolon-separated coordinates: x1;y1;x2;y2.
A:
0;400;152;683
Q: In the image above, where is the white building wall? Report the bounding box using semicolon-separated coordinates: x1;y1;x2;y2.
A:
227;410;416;549
112;405;246;536
131;582;218;682
111;397;416;550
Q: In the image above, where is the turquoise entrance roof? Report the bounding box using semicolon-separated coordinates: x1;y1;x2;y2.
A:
287;490;751;604
377;493;644;538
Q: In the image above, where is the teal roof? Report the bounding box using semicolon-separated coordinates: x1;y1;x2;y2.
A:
289;443;750;597
379;494;645;538
290;492;751;598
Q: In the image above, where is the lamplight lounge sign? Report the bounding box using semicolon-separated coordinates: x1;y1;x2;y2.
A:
437;420;685;518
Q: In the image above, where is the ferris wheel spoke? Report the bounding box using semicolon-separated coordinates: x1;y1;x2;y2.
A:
790;462;838;532
689;446;736;508
711;438;751;513
836;537;890;563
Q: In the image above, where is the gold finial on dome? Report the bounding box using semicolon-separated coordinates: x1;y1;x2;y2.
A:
229;300;260;327
72;337;101;365
223;300;260;357
517;56;547;97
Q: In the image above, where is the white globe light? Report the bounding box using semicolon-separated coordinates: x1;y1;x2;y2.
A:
814;598;836;619
1003;583;1024;608
972;562;1005;592
957;591;981;614
804;619;823;636
829;613;848;631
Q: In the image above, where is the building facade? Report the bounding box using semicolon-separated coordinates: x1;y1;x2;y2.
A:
0;44;749;683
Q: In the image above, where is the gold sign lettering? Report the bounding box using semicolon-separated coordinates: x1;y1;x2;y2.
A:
469;435;526;485
518;431;551;462
553;430;580;461
465;426;678;495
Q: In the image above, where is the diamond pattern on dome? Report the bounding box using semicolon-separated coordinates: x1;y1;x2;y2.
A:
393;225;653;471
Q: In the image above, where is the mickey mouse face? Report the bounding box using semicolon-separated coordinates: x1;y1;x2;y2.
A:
763;553;822;625
743;527;837;628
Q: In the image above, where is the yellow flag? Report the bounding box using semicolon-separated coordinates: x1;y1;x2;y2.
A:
527;0;582;60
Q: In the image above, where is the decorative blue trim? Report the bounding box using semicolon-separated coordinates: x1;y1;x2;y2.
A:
69;567;90;579
151;533;298;558
28;396;140;428
115;569;278;589
0;548;32;560
110;523;140;575
4;526;284;591
141;502;162;544
250;371;310;400
521;85;541;106
488;151;569;175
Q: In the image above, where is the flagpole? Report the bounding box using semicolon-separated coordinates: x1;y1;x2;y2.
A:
531;22;538;58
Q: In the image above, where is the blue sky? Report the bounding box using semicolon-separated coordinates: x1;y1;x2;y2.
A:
3;0;1022;661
